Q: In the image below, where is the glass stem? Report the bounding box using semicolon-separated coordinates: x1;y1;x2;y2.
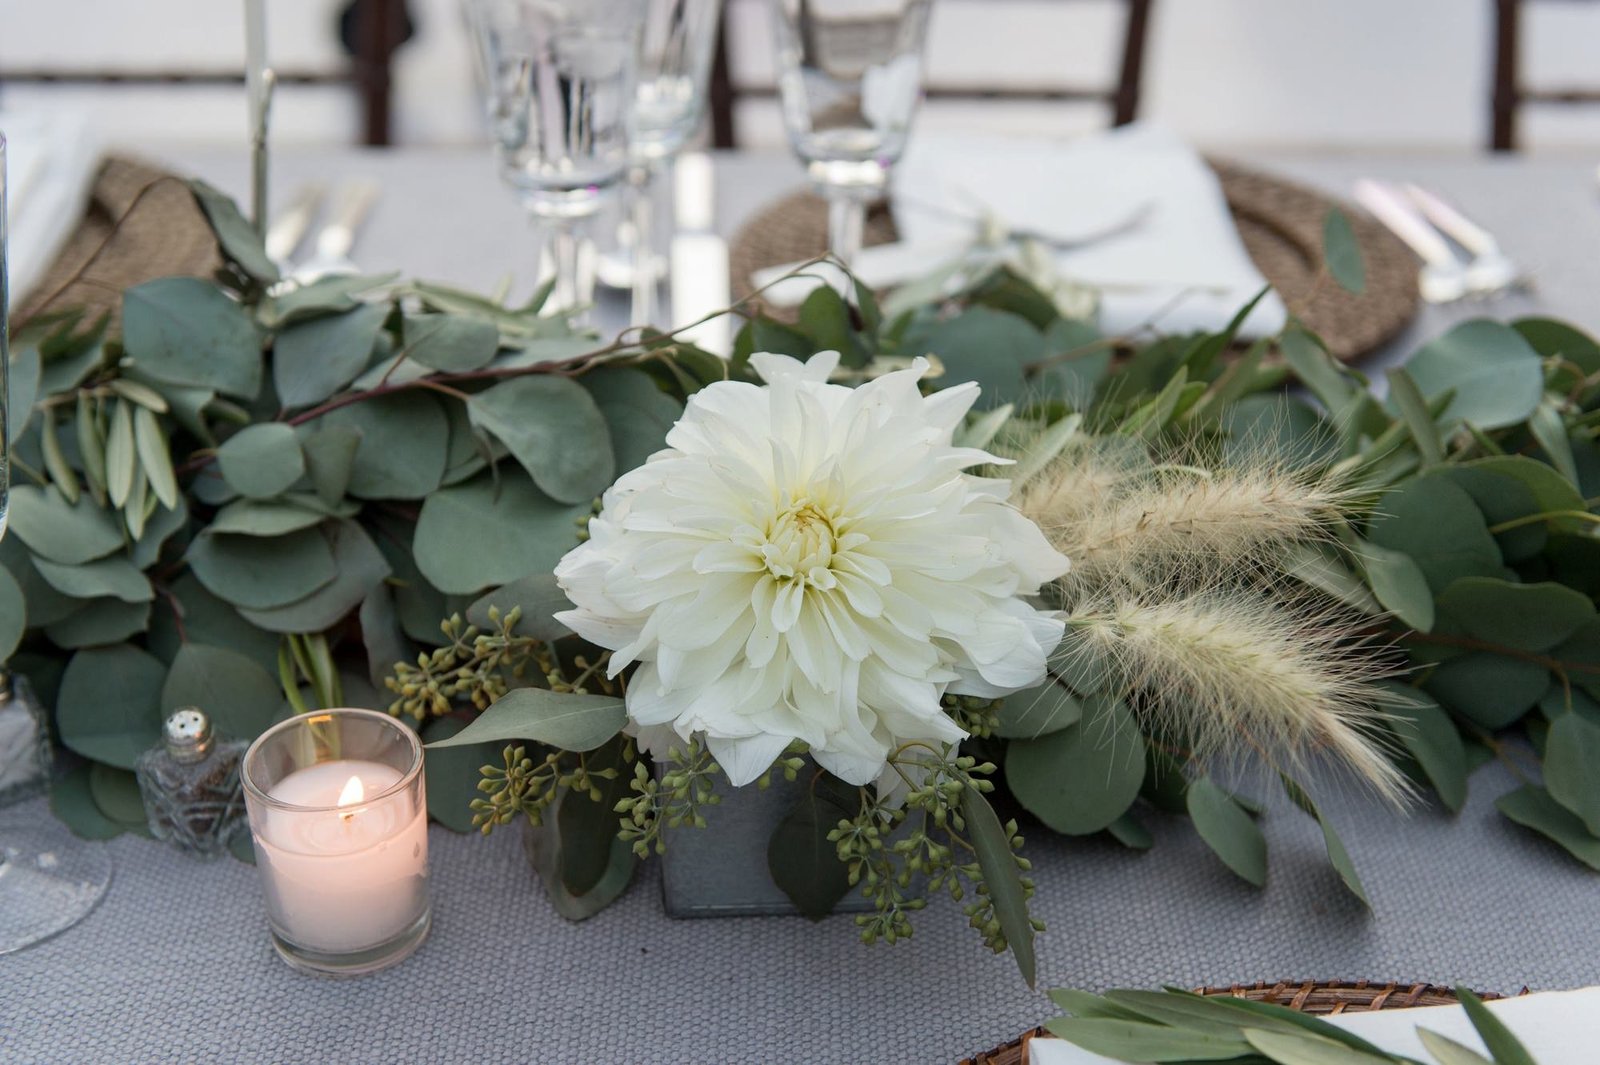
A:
826;191;865;285
629;163;658;327
534;217;594;324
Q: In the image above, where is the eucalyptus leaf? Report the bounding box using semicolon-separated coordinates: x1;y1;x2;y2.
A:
1352;538;1435;631
921;307;1040;409
1497;784;1600;871
1284;542;1384;617
960;784;1036;987
1514;316;1600;373
1322;206;1366;295
1400;319;1543;431
1244;1028;1391;1065
1005;695;1144;835
7;343;41;445
320;391;449;500
525;795;636;921
0;567;24;661
0;537;83;627
130;493;188;569
465;573;573;642
50;764;125;841
1435;576;1594;652
1418;1029;1494;1065
55;644;168;769
1284;781;1370;907
582;367;683;475
207;498;327;538
768;775;859;919
403;312;500;372
273;303;388;408
261;272;399;329
1186;777;1267;887
1425;653;1548;731
993;679;1083;740
1104;813;1153;850
1365;472;1504;595
1042;1017;1247;1061
189;526;337;610
6;484;124;565
359;582;411;692
467;376;616;504
216;423;307;500
89;763;148;827
161;644;283;741
145;573;282;673
556;739;632;896
1543;713;1600;836
122;277;262;398
1457;986;1539;1065
237;520;392;633
413;474;591;595
420;715;499;833
298;424;363;506
44;598;152;650
1529;400;1580;486
189;179;279;283
32;555;151;604
426;688;625;753
1377;682;1467;813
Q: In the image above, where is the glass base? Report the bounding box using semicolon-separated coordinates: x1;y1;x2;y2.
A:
269;906;431;977
0;815;115;955
805;157;889;196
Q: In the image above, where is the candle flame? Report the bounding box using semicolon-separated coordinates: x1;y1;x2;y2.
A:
337;775;365;807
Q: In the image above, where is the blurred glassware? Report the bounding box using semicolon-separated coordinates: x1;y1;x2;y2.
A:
465;0;648;318
597;0;721;326
0;134;115;956
769;0;932;270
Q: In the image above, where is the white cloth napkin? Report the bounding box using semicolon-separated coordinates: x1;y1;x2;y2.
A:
1029;986;1600;1064
2;109;100;303
753;123;1286;339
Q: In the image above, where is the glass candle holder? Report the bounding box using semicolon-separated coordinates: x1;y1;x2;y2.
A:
241;709;430;977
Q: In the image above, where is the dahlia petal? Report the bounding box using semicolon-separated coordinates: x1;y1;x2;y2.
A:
706;731;794;787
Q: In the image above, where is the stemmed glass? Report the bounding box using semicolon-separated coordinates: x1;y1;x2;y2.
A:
465;0;648;319
0;132;115;955
600;0;722;325
768;0;933;271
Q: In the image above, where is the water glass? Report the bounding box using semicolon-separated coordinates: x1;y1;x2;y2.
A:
465;0;648;317
0;134;9;539
768;0;932;267
601;0;721;326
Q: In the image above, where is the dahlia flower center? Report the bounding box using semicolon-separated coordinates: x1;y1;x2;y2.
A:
762;498;842;587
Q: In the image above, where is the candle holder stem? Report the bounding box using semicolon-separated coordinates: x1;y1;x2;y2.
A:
251;68;276;237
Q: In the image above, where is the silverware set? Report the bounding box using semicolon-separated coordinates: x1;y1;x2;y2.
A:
1354;178;1527;303
265;180;381;288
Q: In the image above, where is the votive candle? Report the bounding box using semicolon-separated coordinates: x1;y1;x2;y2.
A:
242;709;431;976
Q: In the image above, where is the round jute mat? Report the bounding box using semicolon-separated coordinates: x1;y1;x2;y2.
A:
729;158;1420;363
958;980;1518;1065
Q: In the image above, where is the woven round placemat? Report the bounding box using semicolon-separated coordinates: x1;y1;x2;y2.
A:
728;159;1420;363
958;981;1513;1065
17;155;220;330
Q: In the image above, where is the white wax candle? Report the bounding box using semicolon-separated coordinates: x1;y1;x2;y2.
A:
253;759;429;954
244;0;267;132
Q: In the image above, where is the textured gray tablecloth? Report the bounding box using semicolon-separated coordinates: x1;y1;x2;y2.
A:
5;149;1600;1065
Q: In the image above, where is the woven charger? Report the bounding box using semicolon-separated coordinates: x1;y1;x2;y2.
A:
958;981;1512;1065
728;158;1420;363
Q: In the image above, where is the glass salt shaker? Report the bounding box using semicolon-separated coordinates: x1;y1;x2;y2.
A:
135;707;248;858
0;672;52;806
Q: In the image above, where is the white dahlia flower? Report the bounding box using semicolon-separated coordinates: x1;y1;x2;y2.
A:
553;351;1069;790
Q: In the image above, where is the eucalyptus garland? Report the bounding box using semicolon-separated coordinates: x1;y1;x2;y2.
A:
6;181;1600;984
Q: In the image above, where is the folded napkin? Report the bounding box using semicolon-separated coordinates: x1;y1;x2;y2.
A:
2;109;101;303
1030;986;1600;1064
754;123;1286;339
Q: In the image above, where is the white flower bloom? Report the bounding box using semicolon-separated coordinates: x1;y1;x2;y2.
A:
554;351;1070;790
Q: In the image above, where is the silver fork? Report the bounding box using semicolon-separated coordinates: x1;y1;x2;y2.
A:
292;180;380;283
1354;179;1471;303
1402;183;1523;297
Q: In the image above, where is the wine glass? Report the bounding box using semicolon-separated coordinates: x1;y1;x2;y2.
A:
0;131;115;956
599;0;721;325
768;0;932;271
465;0;648;319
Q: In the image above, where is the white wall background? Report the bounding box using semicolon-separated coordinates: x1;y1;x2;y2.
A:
0;0;1597;152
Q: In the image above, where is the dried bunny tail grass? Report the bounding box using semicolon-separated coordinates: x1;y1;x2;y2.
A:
1025;456;1363;591
1069;590;1412;805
